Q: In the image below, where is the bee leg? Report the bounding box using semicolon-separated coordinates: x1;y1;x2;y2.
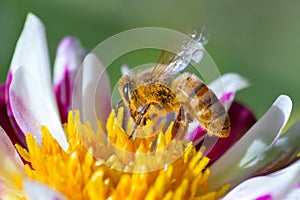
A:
129;114;143;140
129;104;151;139
115;100;125;118
171;105;186;139
115;100;124;110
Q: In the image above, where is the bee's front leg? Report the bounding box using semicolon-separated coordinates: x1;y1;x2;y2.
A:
129;104;150;140
129;115;143;140
116;100;124;110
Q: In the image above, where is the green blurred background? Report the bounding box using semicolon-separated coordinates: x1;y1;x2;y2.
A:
1;0;299;125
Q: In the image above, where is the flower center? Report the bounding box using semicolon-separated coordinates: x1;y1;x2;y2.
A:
15;109;229;199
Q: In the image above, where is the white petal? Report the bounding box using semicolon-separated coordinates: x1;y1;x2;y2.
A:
24;180;67;200
286;184;300;199
223;160;300;200
253;119;300;175
208;73;250;110
53;36;86;85
7;13;68;150
9;67;69;151
209;95;292;190
0;126;25;198
72;53;111;130
9;13;55;111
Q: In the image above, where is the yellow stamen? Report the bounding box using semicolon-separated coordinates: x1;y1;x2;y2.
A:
16;109;228;199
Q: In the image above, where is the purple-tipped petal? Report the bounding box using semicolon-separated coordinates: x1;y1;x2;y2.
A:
72;53;111;131
223;160;300;200
206;102;256;164
5;14;49;138
6;13;68;151
53;36;86;123
209;95;292;190
24;180;67;200
10;67;69;151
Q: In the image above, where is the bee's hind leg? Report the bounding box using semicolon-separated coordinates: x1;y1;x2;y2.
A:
171;105;187;139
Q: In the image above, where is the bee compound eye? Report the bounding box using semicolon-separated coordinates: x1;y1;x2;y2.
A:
123;83;130;101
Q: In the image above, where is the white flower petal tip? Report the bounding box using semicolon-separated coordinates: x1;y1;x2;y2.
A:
209;95;292;190
24;180;67;200
9;67;69;151
208;73;250;109
10;13;51;83
72;53;111;131
8;13;54;109
223;160;300;200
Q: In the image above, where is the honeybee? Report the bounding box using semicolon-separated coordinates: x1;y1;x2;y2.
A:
118;38;230;140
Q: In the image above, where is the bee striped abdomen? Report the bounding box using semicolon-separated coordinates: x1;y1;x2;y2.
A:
173;73;230;138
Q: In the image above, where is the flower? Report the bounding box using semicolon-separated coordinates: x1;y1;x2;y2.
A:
1;13;300;200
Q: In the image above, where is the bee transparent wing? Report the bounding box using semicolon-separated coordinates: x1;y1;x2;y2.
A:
147;50;177;82
148;31;207;82
166;38;206;73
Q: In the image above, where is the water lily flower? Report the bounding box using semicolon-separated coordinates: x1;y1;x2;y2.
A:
0;13;300;200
